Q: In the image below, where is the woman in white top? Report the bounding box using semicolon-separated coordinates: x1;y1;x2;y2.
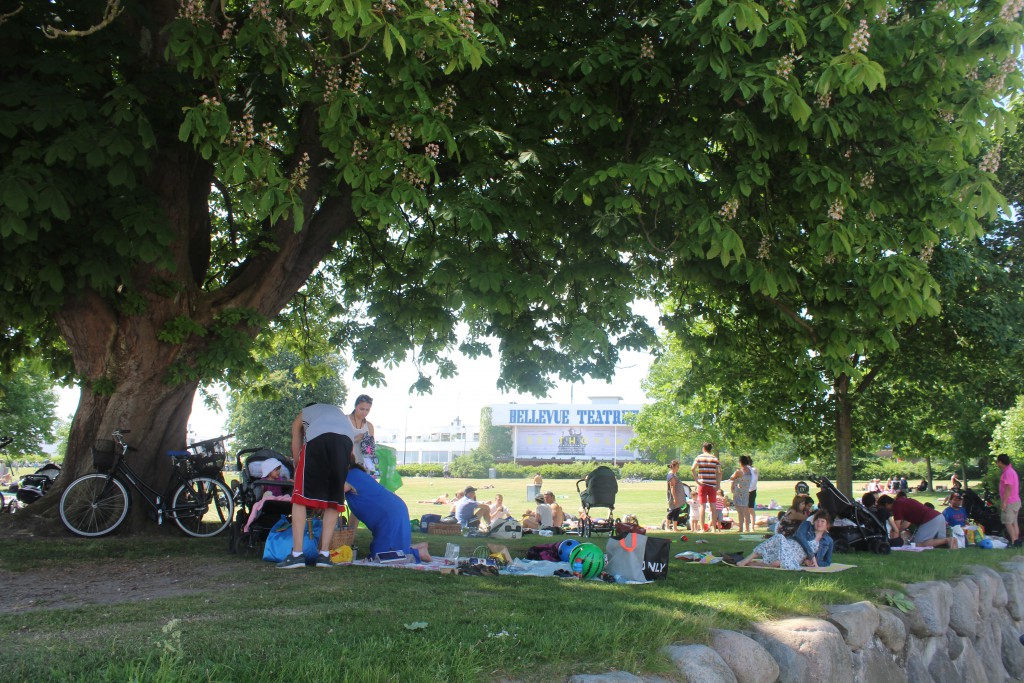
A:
343;395;374;530
345;395;375;471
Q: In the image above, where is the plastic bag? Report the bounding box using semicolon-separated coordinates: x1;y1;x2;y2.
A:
605;533;647;582
377;445;402;492
950;525;966;549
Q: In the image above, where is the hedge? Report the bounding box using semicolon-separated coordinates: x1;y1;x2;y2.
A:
396;459;935;481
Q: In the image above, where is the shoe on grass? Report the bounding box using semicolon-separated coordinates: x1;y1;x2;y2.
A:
276;554;307;569
314;552;338;568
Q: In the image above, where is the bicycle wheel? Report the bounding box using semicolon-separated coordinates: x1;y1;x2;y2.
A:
59;473;130;537
171;477;233;538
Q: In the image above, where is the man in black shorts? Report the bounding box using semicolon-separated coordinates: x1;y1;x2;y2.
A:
277;403;355;568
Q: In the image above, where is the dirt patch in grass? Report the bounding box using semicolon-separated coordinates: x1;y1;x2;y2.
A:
2;555;240;613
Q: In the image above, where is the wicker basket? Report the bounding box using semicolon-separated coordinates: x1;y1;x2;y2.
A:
427;522;464;536
330;525;358;550
92;440;117;472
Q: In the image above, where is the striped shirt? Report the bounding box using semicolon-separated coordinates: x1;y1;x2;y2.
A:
693;454;720;486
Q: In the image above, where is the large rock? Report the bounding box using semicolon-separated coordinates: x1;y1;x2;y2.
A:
851;643;905;683
973;613;1009;683
568;674;647;683
827;601;880;651
946;631;965;660
708;629;780;683
903;582;951;638
949;578;981;638
876;606;908;654
746;618;853;683
926;640;958;683
999;614;1024;679
1000;568;1024;621
661;644;738;683
953;638;990;683
969;565;1009;612
904;635;940;683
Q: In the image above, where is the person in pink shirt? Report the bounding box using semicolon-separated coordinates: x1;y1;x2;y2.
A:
997;454;1020;548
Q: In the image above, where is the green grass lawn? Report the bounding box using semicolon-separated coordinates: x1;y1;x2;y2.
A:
0;477;1010;682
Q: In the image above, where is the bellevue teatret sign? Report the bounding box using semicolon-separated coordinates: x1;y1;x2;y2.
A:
490;403;642;460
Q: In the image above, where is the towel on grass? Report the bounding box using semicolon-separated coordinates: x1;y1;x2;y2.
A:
726;562;857;572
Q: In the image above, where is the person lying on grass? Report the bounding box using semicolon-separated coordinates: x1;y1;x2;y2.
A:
736;509;834;569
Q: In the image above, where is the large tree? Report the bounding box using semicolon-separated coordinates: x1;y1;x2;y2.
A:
3;0;1020;517
466;0;1019;496
1;0;505;515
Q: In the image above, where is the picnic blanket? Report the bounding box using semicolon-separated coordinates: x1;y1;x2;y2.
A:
501;558;649;583
341;558;452;572
889;545;934;552
726;562;857;573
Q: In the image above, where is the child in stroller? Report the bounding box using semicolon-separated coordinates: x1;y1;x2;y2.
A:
810;474;891;554
228;448;296;554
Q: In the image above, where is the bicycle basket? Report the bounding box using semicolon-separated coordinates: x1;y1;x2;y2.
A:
183;438;227;477
93;440;117;472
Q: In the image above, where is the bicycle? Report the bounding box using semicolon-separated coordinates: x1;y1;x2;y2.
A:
59;429;235;538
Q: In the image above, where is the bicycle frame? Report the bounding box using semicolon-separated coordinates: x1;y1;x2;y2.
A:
100;434;208;526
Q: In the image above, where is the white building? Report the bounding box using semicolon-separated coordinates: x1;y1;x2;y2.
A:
376;397;644;466
376;417;480;465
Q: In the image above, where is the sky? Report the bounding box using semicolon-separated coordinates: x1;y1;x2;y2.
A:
55;303;662;439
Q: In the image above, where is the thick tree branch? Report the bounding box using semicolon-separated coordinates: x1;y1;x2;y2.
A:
43;0;123;38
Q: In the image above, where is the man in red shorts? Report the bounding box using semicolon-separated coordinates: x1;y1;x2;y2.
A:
691;442;721;533
277;402;356;568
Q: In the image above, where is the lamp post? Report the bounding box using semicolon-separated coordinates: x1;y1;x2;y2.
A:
403;405;411;465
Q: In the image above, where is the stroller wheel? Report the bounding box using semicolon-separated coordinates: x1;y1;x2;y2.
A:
869;539;891;555
833;538;850;554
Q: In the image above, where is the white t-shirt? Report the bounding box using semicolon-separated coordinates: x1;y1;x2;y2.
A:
749;467;759;491
536;503;553;527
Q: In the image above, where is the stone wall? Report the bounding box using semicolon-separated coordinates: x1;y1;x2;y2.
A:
570;557;1024;683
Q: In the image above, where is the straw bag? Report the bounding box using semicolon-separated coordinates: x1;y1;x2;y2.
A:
330;516;357;550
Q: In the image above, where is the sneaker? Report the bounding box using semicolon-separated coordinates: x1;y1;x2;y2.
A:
276;554;307;569
314;552;337;568
1013;539;1022;548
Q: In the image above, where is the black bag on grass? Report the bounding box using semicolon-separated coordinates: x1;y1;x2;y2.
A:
643;537;671;580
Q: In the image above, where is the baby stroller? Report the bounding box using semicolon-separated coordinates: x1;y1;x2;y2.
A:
961;487;1004;537
576;465;619;537
809;474;891;554
16;461;62;506
228;448;295;555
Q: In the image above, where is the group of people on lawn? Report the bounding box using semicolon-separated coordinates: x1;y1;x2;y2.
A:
440;484;567;532
672;443;1022;570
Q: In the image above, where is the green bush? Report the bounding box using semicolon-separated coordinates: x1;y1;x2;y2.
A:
396;463;445;477
620;463;665;481
854;460;929;482
754;461;816;481
450;450;495;478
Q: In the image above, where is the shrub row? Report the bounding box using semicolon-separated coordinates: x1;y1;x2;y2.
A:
395;459;936;481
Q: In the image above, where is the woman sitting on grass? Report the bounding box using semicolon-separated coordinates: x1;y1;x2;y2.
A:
736;509;834;569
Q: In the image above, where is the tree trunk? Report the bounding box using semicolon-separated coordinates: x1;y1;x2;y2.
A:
834;374;854;499
925;453;933;492
29;293;201;530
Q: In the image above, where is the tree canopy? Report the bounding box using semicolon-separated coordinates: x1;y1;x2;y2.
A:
226;349;348;455
0;360;59;456
1;0;1020;511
